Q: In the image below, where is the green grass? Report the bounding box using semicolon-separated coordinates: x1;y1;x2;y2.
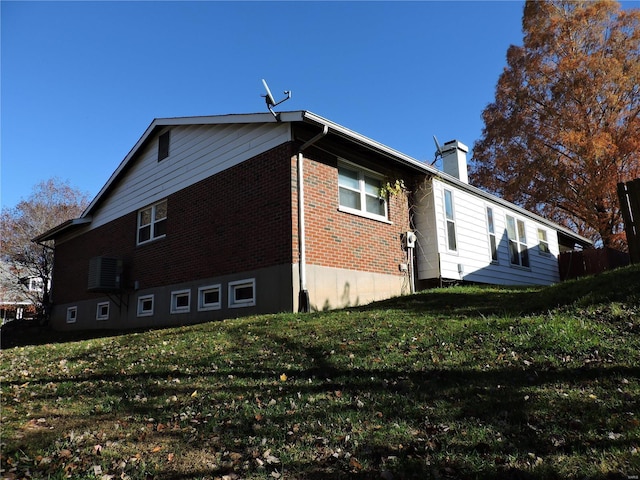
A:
2;265;639;479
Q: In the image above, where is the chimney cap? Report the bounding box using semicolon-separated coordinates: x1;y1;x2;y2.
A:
443;140;469;153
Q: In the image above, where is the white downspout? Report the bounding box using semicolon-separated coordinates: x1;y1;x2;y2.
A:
297;124;328;312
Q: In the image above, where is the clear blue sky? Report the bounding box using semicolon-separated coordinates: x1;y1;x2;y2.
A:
1;1;529;210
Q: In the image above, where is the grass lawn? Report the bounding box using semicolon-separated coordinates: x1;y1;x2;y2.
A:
1;265;639;479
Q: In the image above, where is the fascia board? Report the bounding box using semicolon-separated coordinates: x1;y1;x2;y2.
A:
32;217;93;243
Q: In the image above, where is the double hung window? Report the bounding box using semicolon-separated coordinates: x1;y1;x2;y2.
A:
137;200;167;245
506;215;529;267
338;163;387;220
538;228;551;255
444;189;457;252
486;207;498;262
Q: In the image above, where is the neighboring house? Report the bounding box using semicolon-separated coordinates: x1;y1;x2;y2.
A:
0;260;44;324
34;111;591;330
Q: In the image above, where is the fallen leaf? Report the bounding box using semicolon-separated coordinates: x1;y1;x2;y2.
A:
152;446;163;453
349;457;363;470
167;452;175;462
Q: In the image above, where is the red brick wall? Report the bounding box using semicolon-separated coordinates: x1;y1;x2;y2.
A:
51;140;411;306
52;143;296;303
300;150;410;276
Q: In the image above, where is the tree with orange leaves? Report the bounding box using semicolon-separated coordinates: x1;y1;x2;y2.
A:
471;0;640;250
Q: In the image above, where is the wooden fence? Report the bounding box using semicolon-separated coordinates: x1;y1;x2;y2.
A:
558;247;629;281
618;178;640;264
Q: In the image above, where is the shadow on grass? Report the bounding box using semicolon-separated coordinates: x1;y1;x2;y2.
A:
7;321;639;479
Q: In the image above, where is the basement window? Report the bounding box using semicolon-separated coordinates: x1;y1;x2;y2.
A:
228;279;255;308
96;302;110;321
506;215;530;267
137;199;167;245
338;162;387;221
158;131;170;161
66;306;77;324
170;289;191;314
198;285;222;311
137;294;154;317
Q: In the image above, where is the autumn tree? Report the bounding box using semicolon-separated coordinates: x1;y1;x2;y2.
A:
470;0;640;249
0;178;89;321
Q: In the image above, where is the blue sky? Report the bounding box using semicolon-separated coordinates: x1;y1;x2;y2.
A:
1;1;529;210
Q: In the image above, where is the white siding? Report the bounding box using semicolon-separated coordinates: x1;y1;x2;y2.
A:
90;122;292;229
415;178;561;286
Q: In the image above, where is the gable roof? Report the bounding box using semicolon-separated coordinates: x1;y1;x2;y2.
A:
34;110;592;247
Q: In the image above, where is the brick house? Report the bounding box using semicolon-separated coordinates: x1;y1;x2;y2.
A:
35;111;591;330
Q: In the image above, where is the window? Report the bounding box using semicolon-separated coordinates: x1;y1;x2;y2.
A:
96;302;110;321
338;163;387;220
137;294;154;317
486;207;498;262
229;279;256;308
506;215;529;267
171;289;191;314
198;285;222;311
158;131;170;161
537;228;551;255
28;277;44;292
66;306;77;324
444;189;457;252
137;200;167;245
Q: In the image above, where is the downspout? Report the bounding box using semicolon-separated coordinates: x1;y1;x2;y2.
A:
297;124;329;312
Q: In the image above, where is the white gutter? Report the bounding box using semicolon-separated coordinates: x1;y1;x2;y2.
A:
296;124;329;312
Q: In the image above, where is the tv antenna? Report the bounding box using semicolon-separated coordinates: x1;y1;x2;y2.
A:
431;135;444;165
261;79;291;121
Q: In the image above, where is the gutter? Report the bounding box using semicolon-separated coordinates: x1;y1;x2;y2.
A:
296;124;329;312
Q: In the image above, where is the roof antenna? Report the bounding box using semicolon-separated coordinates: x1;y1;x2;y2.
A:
261;79;291;121
431;135;444;165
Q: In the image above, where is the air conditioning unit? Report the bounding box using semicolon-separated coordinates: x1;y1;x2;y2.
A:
87;256;122;292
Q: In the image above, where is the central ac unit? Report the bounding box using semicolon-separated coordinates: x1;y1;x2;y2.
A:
88;256;122;292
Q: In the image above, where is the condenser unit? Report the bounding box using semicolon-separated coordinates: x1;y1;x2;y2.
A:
87;256;122;292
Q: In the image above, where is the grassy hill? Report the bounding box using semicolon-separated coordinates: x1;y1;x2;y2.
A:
1;265;639;479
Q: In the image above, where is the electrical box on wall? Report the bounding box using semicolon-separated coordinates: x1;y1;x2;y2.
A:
87;256;122;292
402;231;417;249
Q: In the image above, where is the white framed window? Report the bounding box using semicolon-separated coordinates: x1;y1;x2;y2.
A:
137;200;167;245
538;228;551;255
170;289;191;314
137;294;154;317
96;301;110;321
228;279;256;308
338;162;388;221
486;206;498;262
28;277;44;292
506;215;530;267
66;306;77;324
198;284;222;311
444;189;457;252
